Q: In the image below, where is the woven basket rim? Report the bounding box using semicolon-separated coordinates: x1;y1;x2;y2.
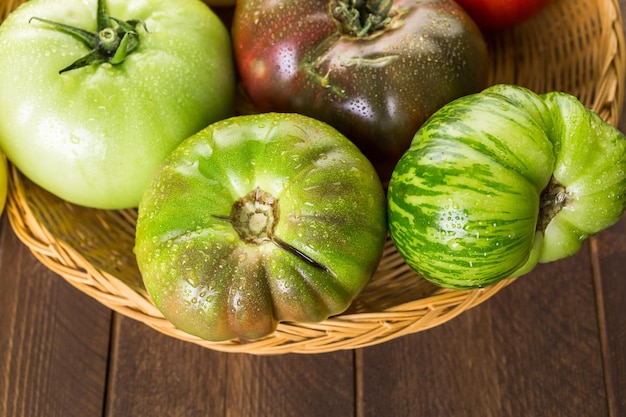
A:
3;0;626;354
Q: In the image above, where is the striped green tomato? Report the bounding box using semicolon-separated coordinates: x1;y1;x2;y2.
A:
135;113;387;342
388;84;626;289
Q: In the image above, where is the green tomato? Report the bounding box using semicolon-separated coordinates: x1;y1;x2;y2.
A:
388;84;626;289
135;113;388;342
0;0;236;209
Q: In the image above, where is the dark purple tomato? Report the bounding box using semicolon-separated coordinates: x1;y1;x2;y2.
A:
232;0;489;181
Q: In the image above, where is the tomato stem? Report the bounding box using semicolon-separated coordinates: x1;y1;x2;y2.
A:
217;188;334;275
331;0;393;37
227;188;279;245
29;0;145;73
538;176;568;232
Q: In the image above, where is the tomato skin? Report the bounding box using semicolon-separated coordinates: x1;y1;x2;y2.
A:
0;0;236;209
388;85;626;289
232;0;489;181
454;0;553;31
135;113;387;342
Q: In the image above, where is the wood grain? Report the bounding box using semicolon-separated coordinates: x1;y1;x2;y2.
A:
0;216;112;417
104;316;227;416
592;216;626;417
105;315;355;417
225;350;354;417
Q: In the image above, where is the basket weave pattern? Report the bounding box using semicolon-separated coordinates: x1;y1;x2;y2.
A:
3;0;625;354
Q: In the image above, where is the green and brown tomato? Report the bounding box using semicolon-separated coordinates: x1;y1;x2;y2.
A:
388;84;626;289
0;0;236;209
135;113;388;342
232;0;489;181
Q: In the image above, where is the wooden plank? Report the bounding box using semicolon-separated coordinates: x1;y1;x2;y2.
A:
357;242;609;417
0;216;112;417
591;216;626;417
225;350;354;417
104;316;228;416
105;314;355;417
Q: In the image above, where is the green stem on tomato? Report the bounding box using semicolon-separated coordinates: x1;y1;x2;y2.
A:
29;0;145;73
214;187;334;275
331;0;393;37
537;176;568;232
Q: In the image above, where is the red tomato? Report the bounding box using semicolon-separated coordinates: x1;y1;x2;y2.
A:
454;0;553;30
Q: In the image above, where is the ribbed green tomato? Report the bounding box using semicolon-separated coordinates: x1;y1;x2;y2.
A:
388;84;626;289
135;113;387;342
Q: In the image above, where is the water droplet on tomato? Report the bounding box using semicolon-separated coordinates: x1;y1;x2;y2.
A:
447;240;463;251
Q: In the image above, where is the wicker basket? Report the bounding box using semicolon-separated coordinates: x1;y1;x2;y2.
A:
3;0;625;354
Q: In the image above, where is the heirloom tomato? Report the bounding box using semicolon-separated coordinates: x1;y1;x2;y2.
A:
135;113;387;342
232;0;489;181
0;0;236;209
454;0;553;31
388;85;626;289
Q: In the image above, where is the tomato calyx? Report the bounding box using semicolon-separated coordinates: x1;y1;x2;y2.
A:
331;0;393;37
537;176;568;232
227;188;279;245
29;0;146;73
215;187;334;275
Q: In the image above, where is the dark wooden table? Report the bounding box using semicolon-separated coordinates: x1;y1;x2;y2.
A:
2;6;626;417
